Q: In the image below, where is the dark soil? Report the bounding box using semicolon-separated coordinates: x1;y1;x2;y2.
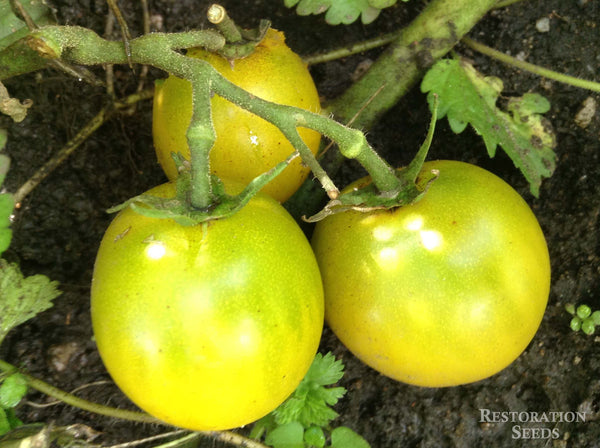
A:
1;0;599;447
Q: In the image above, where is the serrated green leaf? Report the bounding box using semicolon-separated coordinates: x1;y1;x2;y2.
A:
265;422;304;448
359;6;381;24
421;58;556;196
273;353;346;428
296;0;331;16
305;352;345;386
286;0;397;25
368;0;396;8
325;0;367;25
331;427;370;448
0;260;61;345
0;373;27;409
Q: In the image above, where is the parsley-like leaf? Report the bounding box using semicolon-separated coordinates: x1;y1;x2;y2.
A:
273;352;346;428
421;58;557;196
284;0;402;25
0;260;61;345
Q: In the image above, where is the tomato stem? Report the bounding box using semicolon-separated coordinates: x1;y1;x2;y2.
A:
187;76;216;209
326;0;498;131
22;24;418;214
207;4;243;44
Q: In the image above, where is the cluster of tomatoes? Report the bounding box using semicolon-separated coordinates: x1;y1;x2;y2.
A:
90;29;551;432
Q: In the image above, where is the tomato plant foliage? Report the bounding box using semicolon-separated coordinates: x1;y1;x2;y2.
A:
421;59;557;196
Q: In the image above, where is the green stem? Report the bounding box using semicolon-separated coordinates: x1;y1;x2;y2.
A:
23;25;402;199
207;4;243;43
187;75;216;209
327;0;498;131
303;31;399;66
462;36;600;92
0;358;159;423
0;358;269;448
210;74;401;194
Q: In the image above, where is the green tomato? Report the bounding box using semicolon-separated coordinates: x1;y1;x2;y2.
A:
91;183;324;430
311;160;550;387
153;28;321;203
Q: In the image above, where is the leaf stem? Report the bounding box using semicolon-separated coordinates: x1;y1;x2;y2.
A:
461;37;600;92
0;358;159;423
302;31;400;66
0;358;270;448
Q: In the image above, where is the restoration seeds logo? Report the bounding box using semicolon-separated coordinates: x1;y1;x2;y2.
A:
479;409;587;440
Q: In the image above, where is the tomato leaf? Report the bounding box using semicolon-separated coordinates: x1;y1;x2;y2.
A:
0;373;27;409
273;352;346;427
330;426;371;448
264;421;305;448
0;260;61;346
284;0;401;25
420;58;557;196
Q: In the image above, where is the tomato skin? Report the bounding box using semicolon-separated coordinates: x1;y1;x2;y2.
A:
311;160;550;387
152;29;321;203
91;183;324;430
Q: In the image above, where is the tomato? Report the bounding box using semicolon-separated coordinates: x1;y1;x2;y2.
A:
91;182;324;430
311;160;550;387
152;28;322;203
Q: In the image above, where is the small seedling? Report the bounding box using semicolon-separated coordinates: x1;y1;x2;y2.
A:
566;304;600;335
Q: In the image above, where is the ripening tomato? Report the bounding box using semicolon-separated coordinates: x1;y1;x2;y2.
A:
153;28;321;203
311;160;550;387
91;182;324;430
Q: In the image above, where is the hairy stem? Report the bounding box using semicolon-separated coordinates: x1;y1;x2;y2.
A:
462;37;600;92
0;358;270;448
24;25;404;198
327;0;498;131
0;358;159;423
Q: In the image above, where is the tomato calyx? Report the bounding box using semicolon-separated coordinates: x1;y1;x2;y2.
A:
303;168;439;222
304;95;440;222
108;152;296;225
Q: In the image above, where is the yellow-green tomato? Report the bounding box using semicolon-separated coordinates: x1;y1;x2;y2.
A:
311;160;550;387
152;28;321;203
91;183;324;430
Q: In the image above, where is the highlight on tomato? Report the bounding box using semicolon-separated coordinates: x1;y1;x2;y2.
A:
91;182;324;430
152;28;322;203
311;160;551;387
